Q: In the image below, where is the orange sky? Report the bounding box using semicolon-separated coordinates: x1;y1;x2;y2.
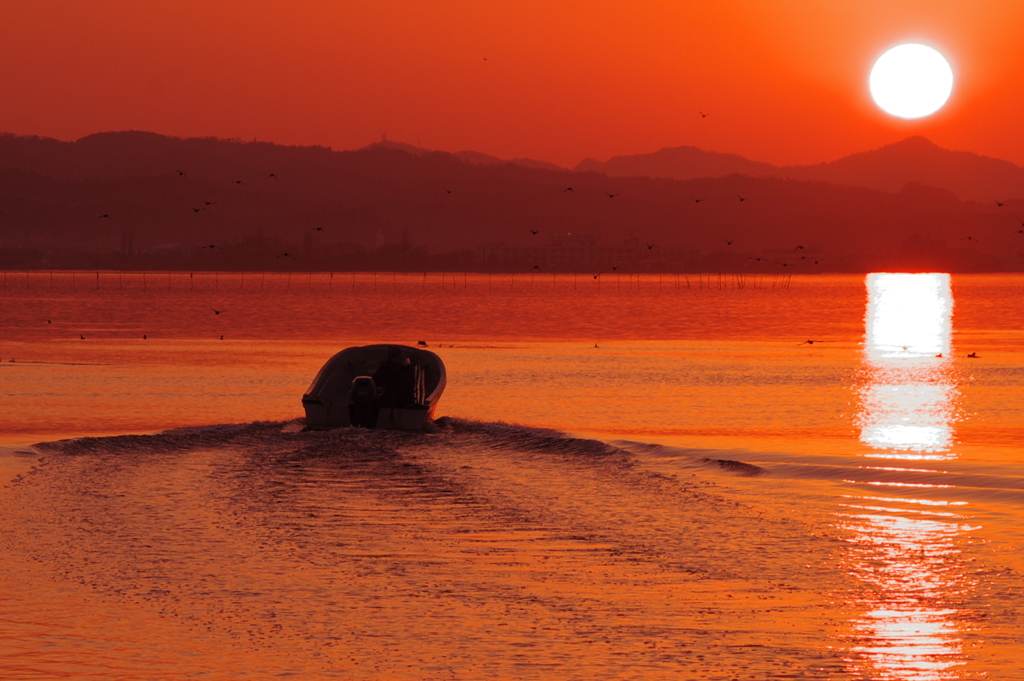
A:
2;0;1024;167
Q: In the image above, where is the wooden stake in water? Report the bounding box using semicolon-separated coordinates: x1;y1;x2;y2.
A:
95;271;99;290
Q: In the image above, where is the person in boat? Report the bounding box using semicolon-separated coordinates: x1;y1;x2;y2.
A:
373;345;417;408
347;376;378;428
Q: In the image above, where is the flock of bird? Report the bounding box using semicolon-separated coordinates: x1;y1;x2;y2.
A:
519;187;823;277
88;170;317;261
4;125;1015;358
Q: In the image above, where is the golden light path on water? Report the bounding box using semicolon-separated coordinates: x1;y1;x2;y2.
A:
860;273;956;456
846;273;972;680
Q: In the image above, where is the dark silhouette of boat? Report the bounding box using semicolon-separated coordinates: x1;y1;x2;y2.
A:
302;344;446;430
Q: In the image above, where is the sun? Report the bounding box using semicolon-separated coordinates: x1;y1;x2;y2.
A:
870;44;953;119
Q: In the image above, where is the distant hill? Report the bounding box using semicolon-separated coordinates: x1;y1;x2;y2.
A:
0;131;1020;272
574;136;1024;203
372;139;564;172
575;146;776;183
780;136;1024;203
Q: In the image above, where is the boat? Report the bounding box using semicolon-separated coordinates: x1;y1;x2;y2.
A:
302;344;446;430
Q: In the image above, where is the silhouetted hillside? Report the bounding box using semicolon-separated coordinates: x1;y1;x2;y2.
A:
0;131;1021;272
575;146;776;182
575;136;1024;203
780;136;1024;203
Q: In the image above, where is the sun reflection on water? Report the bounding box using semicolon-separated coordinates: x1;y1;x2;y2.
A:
845;273;971;680
860;273;957;458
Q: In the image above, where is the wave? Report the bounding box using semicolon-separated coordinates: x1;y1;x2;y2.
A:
614;439;1024;505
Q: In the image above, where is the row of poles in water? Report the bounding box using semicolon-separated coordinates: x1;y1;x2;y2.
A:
1;269;794;291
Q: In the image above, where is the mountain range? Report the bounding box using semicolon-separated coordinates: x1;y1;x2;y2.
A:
575;136;1024;203
0;131;1022;272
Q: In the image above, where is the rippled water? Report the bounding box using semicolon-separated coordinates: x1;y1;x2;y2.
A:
2;271;1024;679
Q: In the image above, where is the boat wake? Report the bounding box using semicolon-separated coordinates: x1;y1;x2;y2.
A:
0;417;879;679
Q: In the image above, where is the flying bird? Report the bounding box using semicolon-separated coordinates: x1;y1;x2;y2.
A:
593;273;600;279
698;111;708;118
98;214;111;219
203;200;217;206
748;256;765;262
737;195;746;202
177;170;186;176
232;180;245;184
609;262;619;271
210;307;224;315
192;207;205;213
312;227;324;232
693;198;704;203
531;265;540;271
645;242;655;250
797;340;823;346
794;245;805;251
445;188;454;194
277;252;296;259
204;244;222;249
564;187;574;193
962;236;980;242
530;229;539;235
267;173;278;180
723;239;733;246
995;200;1005;207
606;192;619;198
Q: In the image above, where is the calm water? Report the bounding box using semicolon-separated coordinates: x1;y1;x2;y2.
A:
1;271;1024;679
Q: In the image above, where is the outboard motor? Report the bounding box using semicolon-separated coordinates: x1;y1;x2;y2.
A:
348;376;379;427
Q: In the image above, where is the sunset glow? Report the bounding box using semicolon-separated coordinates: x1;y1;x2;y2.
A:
6;2;1024;678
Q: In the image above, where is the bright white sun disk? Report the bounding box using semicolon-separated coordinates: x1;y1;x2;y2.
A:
870;44;953;119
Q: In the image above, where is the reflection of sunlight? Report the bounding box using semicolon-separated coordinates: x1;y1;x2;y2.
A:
860;274;956;455
841;512;973;680
844;273;970;680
